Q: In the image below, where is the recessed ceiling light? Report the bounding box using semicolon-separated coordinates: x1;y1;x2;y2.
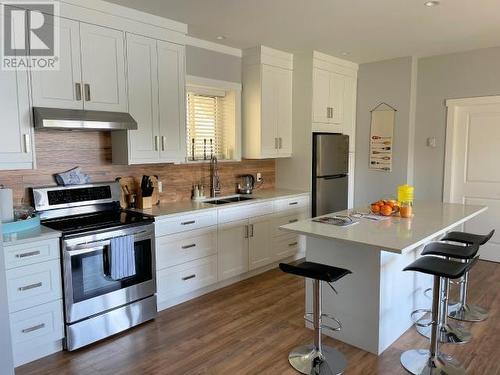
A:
341;52;350;56
424;1;440;7
216;35;226;40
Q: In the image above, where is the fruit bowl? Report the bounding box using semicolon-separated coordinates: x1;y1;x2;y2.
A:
370;199;400;217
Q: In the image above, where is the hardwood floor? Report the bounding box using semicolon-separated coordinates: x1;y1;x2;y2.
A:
17;260;500;375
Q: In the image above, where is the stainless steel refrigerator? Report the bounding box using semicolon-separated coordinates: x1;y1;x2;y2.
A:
312;133;349;217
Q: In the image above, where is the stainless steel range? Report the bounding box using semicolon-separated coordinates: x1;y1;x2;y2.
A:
32;182;157;351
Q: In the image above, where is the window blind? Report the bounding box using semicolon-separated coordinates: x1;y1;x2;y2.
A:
186;92;226;160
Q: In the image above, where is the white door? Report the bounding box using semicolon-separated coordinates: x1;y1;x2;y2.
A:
30;17;83;109
125;33;160;163
260;65;278;157
157;40;186;162
276;68;293;157
248;215;273;270
218;219;249;280
312;67;330;123
80;23;127;112
330;72;345;124
0;63;33;170
444;96;500;262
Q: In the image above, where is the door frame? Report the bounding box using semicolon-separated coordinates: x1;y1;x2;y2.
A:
443;95;500;203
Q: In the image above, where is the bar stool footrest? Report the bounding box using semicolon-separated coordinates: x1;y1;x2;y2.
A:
304;312;342;332
410;308;432;328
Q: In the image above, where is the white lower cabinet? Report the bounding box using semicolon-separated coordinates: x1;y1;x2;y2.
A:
218;219;250;280
3;237;63;367
155;194;310;311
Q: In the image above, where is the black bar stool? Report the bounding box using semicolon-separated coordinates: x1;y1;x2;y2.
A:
441;230;494;322
414;242;479;344
401;255;476;375
279;261;351;375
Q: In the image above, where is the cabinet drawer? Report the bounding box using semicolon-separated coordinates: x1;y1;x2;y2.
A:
273;234;301;260
218;201;274;224
10;300;64;347
273;210;309;238
6;260;62;313
274;195;310;213
155;210;218;236
157;255;217;302
4;238;59;270
156;226;217;269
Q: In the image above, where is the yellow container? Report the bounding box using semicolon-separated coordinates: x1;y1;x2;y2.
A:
398;184;414;204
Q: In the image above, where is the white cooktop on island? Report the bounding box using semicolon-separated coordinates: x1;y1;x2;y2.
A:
280;201;487;254
279;201;487;355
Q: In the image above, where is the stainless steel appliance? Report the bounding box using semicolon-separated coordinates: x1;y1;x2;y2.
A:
32;182;156;351
312;133;349;217
33;107;137;130
237;174;255;194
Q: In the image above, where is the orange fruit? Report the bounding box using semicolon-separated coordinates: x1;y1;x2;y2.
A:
371;204;380;213
386;200;395;208
380;204;393;216
376;200;385;207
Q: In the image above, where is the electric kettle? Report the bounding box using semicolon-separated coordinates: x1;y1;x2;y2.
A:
238;174;255;194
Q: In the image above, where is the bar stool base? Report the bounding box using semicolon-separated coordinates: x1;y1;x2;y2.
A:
400;349;465;375
416;322;472;344
288;344;347;375
448;303;489;322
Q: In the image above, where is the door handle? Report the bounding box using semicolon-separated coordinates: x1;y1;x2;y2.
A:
161;136;166;151
279;137;283;149
23;134;31;153
250;224;254;238
274;137;279;149
75;83;82;101
84;84;91;101
154;136;159;151
245;225;249;239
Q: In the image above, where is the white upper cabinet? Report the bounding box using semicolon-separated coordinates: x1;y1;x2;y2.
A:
112;34;186;165
312;69;346;125
80;24;127;112
157;41;186;163
242;46;293;159
0;59;33;170
125;34;160;163
30;17;82;109
31;19;127;113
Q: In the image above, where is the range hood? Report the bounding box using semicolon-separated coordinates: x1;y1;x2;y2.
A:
33;107;138;131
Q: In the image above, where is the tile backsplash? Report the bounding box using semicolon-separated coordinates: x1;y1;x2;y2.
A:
0;130;276;206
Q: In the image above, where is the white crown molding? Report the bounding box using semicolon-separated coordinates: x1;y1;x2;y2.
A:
185;36;242;58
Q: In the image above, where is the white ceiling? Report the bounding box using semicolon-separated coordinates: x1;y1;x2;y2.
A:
107;0;500;63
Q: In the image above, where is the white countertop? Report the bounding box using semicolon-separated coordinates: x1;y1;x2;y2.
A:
131;188;310;219
280;202;487;254
2;225;61;247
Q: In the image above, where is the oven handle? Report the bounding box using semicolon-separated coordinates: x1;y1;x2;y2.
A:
65;229;151;252
66;245;105;256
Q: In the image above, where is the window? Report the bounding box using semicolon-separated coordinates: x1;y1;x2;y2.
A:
185;76;241;162
186;92;226;160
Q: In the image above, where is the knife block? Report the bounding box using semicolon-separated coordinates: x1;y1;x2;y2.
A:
137;196;153;209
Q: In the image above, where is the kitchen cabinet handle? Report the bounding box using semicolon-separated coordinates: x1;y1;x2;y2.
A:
75;83;82;101
18;282;42;291
274;137;279;149
288;242;298;247
154;136;159;151
288;219;298;223
245;225;249;239
161;136;166;151
289;201;299;206
22;323;45;334
23;134;31;153
279;137;282;149
181;220;195;226
181;243;196;249
84;84;91;101
181;274;196;281
250;224;254;238
16;250;40;258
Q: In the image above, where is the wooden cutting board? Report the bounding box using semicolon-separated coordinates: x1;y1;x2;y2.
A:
116;175;160;209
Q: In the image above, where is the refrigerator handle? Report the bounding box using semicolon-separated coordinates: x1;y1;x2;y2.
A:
322;174;348;180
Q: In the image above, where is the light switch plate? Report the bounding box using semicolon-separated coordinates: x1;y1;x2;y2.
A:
256;173;262;182
427;137;437;148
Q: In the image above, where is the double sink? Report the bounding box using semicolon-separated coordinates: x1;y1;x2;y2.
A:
204;195;255;205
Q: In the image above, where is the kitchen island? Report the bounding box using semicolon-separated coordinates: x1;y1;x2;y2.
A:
280;201;487;355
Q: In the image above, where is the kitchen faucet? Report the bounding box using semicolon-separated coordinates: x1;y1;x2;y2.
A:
210;155;221;197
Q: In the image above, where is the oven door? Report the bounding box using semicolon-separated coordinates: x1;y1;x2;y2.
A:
62;224;156;324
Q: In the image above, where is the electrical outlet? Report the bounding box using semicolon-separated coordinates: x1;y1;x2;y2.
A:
158;181;163;193
256;173;262;182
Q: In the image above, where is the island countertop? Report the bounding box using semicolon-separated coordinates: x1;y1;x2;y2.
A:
280;201;487;254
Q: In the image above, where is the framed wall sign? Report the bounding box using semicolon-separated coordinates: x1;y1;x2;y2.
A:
369;103;396;172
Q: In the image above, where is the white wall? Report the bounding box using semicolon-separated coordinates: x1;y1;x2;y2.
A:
186;46;241;83
354;57;417;206
414;46;500;201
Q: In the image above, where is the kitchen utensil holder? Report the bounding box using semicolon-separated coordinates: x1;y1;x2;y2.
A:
138;196;153;209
